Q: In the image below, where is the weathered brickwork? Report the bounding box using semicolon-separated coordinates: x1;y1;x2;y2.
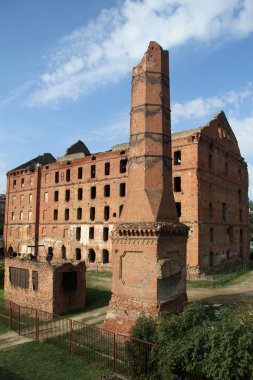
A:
4;47;249;281
4;258;85;315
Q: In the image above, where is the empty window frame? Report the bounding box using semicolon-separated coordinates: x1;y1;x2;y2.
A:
104;206;110;221
102;249;109;264
209;202;213;219
53;209;58;220
61;245;66;260
210;252;214;267
91;165;96;178
78;188;83;200
119;205;124;217
120;183;126;197
90;207;95;221
104;185;110;197
66;169;71;182
55;171;59;183
89;227;94;239
29;194;33;203
120;159;127;173
105;162;110;176
103;227;109;242
9;267;29;288
28;210;32;221
75;248;81;260
174;150;181;165
13;179;16;189
48;246;53;256
77;208;82;220
44;192;49;202
88;249;96;263
65;189;70;202
78;167;83;179
76;227;81;241
175;202;181;217
54;191;59;202
21;178;25;188
65;208;69;221
174;177;181;192
90;186;96;199
32;271;38;291
210;228;214;242
222;203;227;221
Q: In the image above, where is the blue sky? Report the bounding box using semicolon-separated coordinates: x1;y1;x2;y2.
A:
1;0;253;197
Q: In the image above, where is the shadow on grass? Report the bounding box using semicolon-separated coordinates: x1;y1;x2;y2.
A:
0;367;22;380
85;287;111;312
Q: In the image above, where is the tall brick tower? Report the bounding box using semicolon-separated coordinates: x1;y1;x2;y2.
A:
104;42;188;334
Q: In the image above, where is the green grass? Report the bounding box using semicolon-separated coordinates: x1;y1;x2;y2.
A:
187;268;253;288
0;261;4;299
0;341;108;380
85;270;112;312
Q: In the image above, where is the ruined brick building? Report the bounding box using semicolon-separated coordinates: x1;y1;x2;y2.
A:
4;49;249;281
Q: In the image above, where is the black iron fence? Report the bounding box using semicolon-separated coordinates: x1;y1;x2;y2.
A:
0;299;154;379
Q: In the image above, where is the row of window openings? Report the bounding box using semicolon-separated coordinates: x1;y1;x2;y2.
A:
54;159;127;184
75;226;109;241
53;205;124;221
12;194;33;204
51;183;126;203
12;177;34;189
48;246;109;264
209;247;243;267
209;227;243;243
12;211;32;221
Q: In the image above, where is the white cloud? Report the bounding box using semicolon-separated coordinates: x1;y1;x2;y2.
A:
27;0;253;106
0;159;7;194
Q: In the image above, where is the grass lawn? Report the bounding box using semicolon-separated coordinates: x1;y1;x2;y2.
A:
85;270;112;311
187;268;253;288
0;341;109;380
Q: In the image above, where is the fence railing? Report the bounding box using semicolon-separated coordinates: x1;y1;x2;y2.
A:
0;298;154;379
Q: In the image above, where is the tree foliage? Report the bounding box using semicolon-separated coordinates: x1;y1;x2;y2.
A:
130;303;253;379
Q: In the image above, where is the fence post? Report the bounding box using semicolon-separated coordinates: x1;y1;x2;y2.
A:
9;301;12;330
69;319;74;355
35;309;39;341
18;305;21;335
212;272;214;288
113;333;118;373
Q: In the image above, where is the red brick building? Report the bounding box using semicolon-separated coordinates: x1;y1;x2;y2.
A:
4;65;249;280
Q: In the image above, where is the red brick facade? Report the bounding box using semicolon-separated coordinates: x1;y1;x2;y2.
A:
4;47;249;280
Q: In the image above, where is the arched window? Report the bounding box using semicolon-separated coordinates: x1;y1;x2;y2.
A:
88;249;96;263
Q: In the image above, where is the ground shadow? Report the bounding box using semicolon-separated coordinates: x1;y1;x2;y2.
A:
0;367;24;380
191;290;253;306
85;287;111;312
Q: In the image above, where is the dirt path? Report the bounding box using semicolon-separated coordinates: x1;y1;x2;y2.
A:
0;330;32;351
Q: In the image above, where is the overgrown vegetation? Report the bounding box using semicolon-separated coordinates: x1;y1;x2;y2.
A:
130;303;253;380
0;341;105;380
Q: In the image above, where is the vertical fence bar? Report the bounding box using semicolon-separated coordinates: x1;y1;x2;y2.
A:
69;319;74;355
18;305;21;335
35;309;39;341
9;301;12;330
113;333;117;373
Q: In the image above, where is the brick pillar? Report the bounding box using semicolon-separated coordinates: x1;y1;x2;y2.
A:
104;42;188;335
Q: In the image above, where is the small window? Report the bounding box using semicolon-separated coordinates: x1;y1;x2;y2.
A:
102;249;109;264
222;203;227;221
210;252;214;267
44;192;48;202
78;167;83;179
77;208;82;220
61;245;66;260
90;207;95;221
65;189;70;202
29;194;32;203
66;169;71;182
120;159;127;173
210;228;214;242
48;247;53;256
13;179;16;189
175;202;181;217
76;227;81;241
11;212;15;221
65;208;69;221
54;191;59;202
174;177;181;192
104;185;110;197
239;209;242;222
28;210;32;221
75;248;81;260
89;227;94;239
55;171;59;183
10;267;29;288
238;189;242;203
90;186;96;199
21;178;25;188
104;206;110;221
174;150;181;165
119;205;124;216
32;271;38;291
88;249;96;263
91;165;96;178
209;203;213;219
53;209;58;220
103;227;109;242
105;163;110;176
78;188;83;200
120;183;126;197
20;211;23;221
208;154;212;171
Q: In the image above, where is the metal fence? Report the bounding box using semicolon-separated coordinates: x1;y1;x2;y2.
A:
0;299;154;379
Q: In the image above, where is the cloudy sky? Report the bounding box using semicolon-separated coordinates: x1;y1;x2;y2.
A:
1;0;253;197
